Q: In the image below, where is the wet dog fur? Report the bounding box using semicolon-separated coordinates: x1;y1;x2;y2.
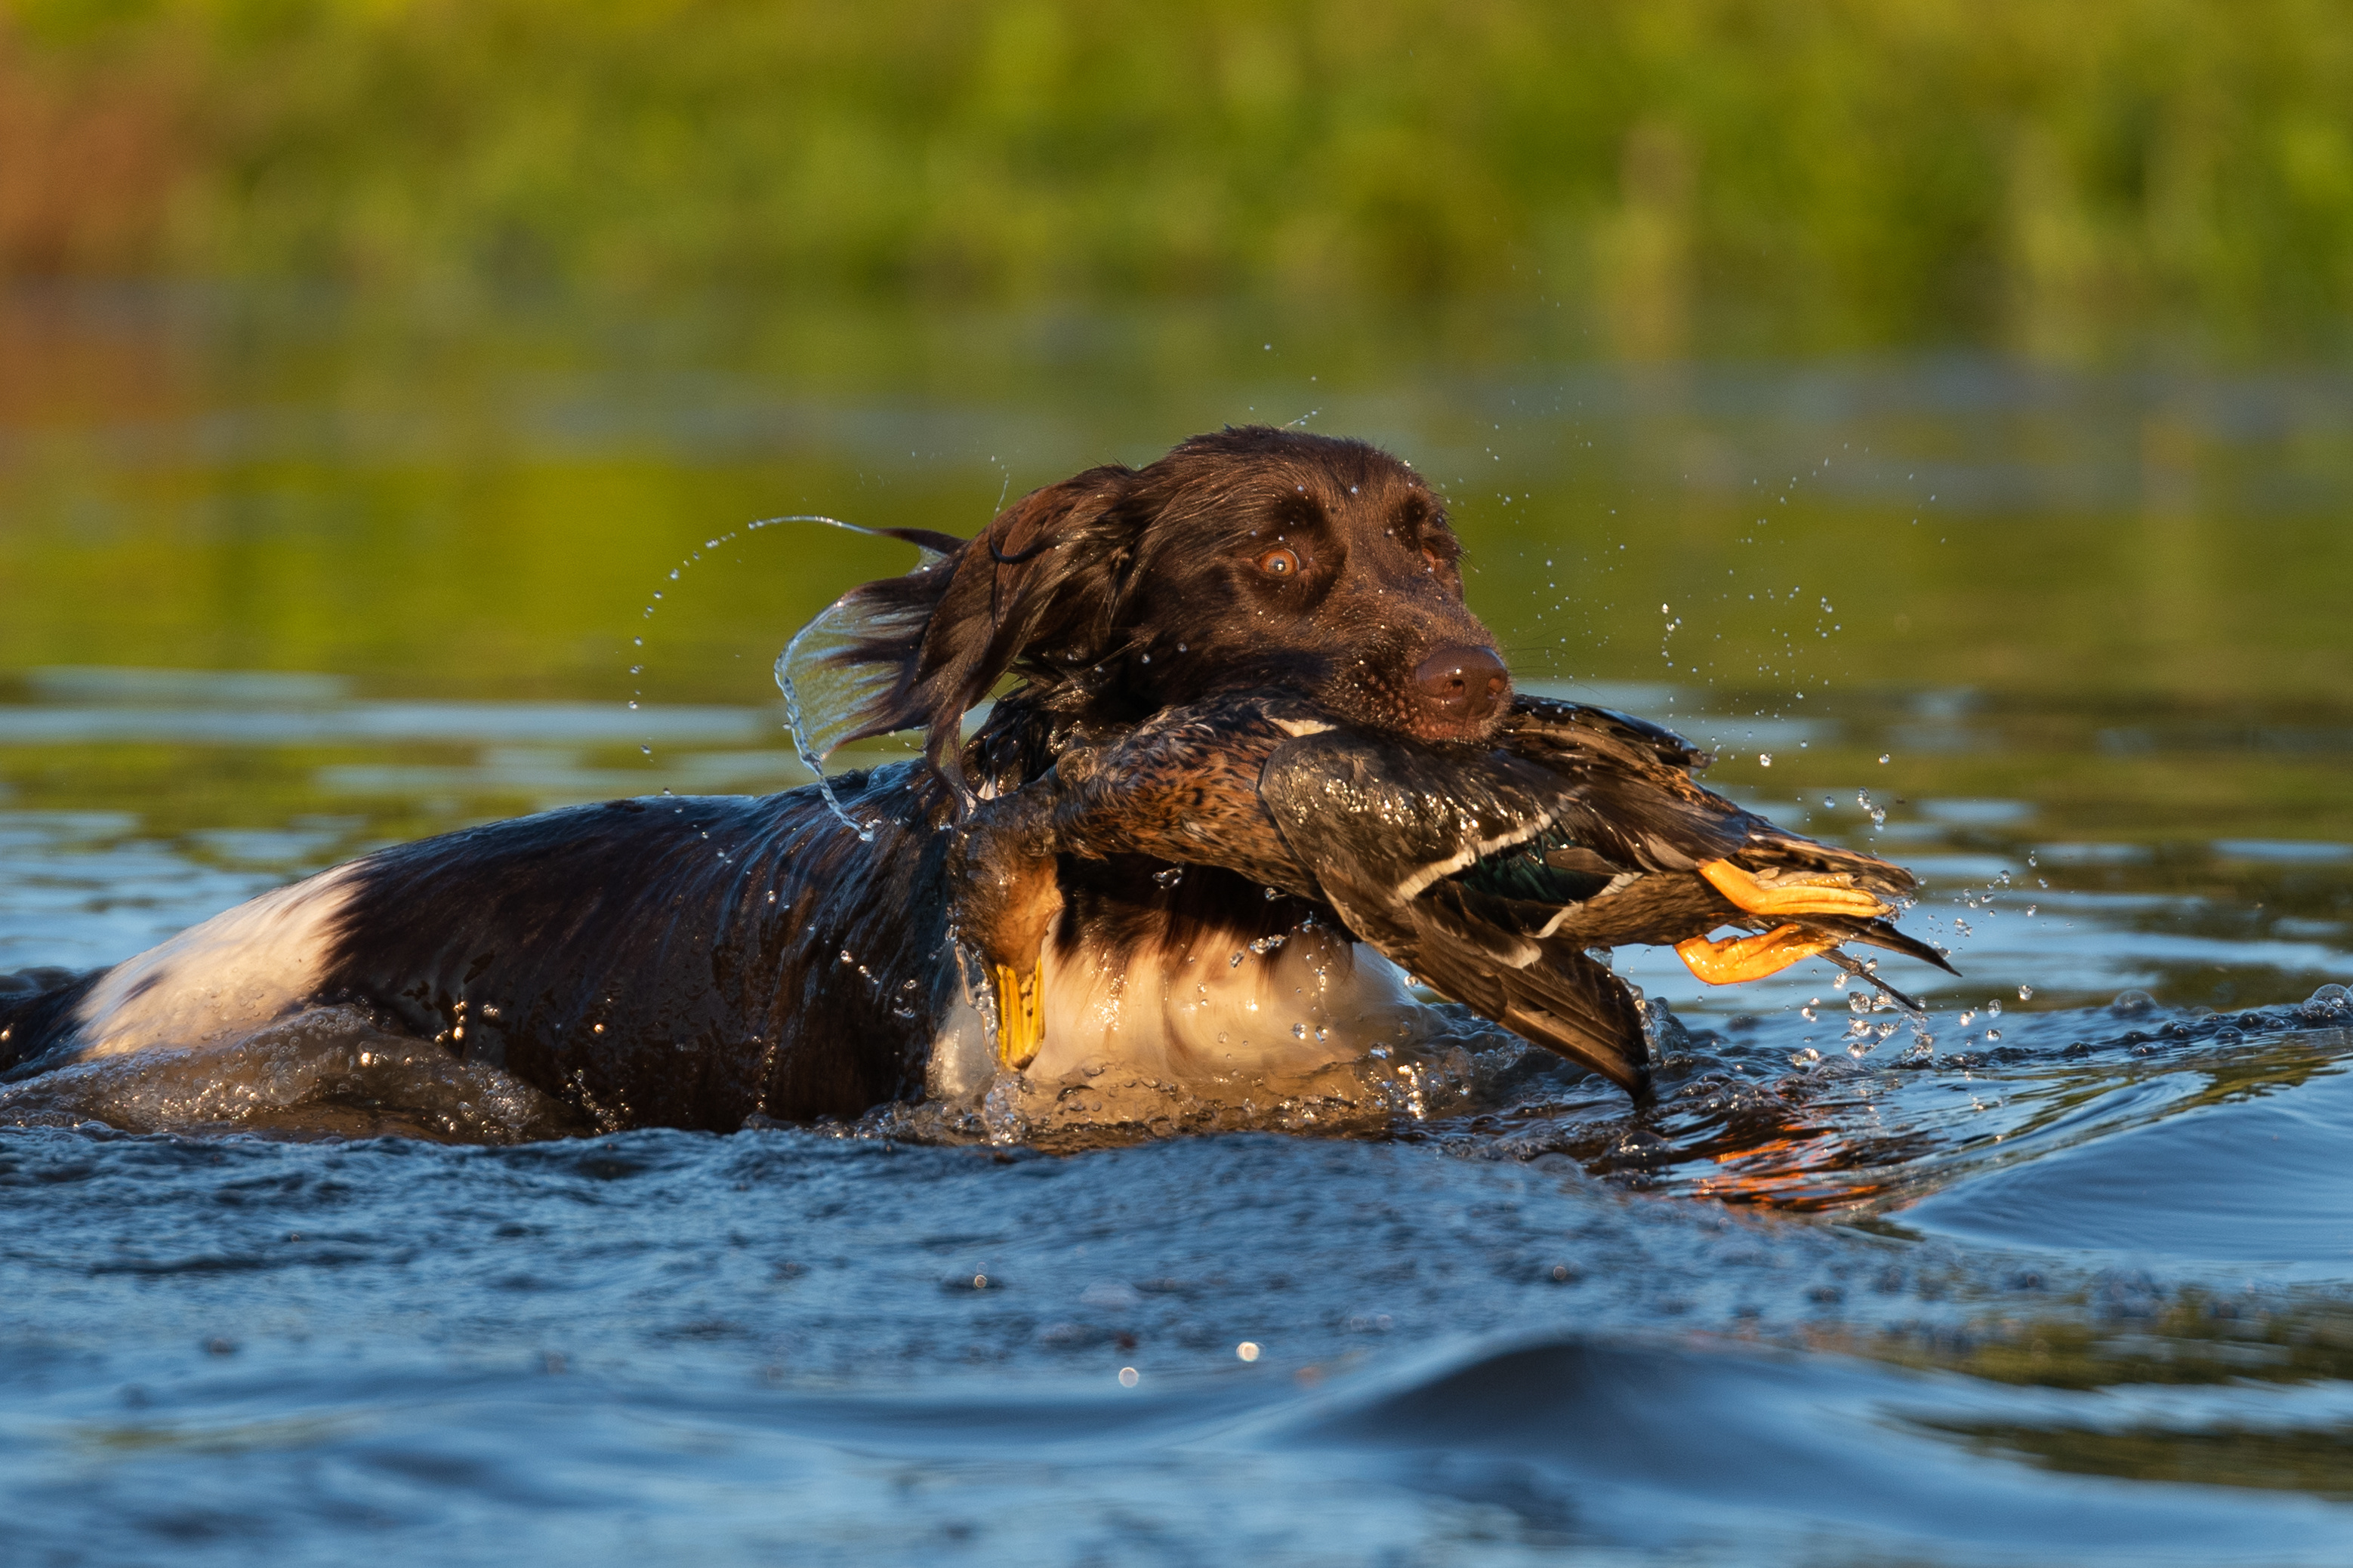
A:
0;428;1512;1130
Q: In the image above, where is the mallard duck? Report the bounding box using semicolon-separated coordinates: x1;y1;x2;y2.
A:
950;693;1953;1099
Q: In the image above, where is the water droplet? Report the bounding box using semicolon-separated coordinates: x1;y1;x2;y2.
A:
1235;1342;1260;1362
1292;1023;1308;1040
2018;985;2034;1001
1879;753;1890;765
1118;1366;1139;1387
1790;1047;1821;1066
1759;753;1773;767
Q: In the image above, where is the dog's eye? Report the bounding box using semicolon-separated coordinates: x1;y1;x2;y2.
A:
1257;547;1302;578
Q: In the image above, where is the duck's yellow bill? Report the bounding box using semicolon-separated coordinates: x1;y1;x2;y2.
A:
991;962;1044;1071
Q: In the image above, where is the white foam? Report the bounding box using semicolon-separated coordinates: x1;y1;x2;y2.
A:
66;865;359;1061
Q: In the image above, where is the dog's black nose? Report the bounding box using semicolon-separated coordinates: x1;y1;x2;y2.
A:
1413;645;1510;726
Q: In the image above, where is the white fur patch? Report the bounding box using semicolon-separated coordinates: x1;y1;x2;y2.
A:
64;865;359;1062
1025;921;1431;1085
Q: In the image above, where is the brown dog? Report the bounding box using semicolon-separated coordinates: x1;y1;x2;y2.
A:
1;429;1513;1131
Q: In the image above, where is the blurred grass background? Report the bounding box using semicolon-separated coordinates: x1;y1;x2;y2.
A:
5;0;2352;356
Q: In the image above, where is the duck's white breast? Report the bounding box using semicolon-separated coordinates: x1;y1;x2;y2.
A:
1028;918;1426;1085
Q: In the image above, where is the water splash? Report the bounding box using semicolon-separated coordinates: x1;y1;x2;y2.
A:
766;516;950;840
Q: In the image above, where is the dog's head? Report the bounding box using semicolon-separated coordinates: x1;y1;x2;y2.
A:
814;427;1509;791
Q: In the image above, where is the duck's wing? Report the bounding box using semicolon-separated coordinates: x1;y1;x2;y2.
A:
1404;883;1650;1092
1256;699;1954;1088
1257;730;1654;1092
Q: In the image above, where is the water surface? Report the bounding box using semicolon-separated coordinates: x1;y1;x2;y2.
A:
3;292;2350;1563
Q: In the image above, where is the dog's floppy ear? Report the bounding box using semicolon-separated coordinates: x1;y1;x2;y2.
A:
805;464;1139;794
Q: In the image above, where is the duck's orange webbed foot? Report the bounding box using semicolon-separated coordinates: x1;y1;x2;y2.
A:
1676;924;1842;985
1698;858;1890;920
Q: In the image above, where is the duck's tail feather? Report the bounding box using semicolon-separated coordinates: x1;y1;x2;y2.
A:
1801;914;1959;975
1734;834;1920;900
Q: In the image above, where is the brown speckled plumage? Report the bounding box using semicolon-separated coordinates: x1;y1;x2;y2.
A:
954;693;1952;1096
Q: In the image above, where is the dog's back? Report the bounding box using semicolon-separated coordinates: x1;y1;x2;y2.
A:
4;764;977;1129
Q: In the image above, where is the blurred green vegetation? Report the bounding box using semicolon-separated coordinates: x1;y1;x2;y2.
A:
5;0;2353;353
